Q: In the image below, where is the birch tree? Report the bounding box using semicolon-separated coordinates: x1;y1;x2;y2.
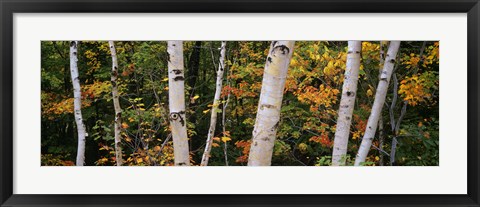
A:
108;41;123;166
167;41;190;166
354;41;401;166
331;41;362;166
378;41;387;166
69;41;87;166
201;41;227;166
247;41;295;166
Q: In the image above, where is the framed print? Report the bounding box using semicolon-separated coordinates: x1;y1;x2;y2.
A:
1;0;479;206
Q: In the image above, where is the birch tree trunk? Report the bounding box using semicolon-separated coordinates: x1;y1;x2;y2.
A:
167;41;190;166
201;41;227;166
247;41;295;166
390;101;407;166
108;41;124;166
331;41;362;166
354;41;401;166
378;41;387;166
70;41;87;166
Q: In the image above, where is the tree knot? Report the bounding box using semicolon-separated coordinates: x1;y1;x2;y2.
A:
169;111;186;126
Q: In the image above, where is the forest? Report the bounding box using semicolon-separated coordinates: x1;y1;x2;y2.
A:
41;41;439;166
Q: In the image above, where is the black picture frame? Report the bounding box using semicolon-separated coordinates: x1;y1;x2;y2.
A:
1;0;479;206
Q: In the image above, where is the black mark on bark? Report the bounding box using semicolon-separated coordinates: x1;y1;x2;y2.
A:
169;111;186;126
173;76;184;81
272;45;290;55
260;104;276;110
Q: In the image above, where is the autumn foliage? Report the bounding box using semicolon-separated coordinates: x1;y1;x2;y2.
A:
41;41;439;166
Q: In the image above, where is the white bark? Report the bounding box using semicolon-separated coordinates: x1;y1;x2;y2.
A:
332;41;362;166
354;41;401;166
247;41;295;166
70;41;87;166
201;41;227;166
108;41;124;166
167;41;190;166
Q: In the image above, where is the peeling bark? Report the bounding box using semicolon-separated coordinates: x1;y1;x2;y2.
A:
354;41;401;166
332;41;362;166
201;41;227;166
167;41;190;166
69;41;87;166
108;41;124;166
247;41;295;166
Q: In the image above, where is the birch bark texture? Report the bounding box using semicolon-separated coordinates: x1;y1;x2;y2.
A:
69;41;87;166
167;41;190;166
247;41;295;166
354;41;401;166
201;41;227;166
108;41;124;166
331;41;362;166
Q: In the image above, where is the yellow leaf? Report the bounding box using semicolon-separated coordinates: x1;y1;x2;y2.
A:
366;89;373;97
162;78;169;82
121;122;129;129
290;59;297;65
136;158;143;163
221;137;231;143
375;156;380;161
193;95;200;100
154;146;161;152
203;109;210;114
